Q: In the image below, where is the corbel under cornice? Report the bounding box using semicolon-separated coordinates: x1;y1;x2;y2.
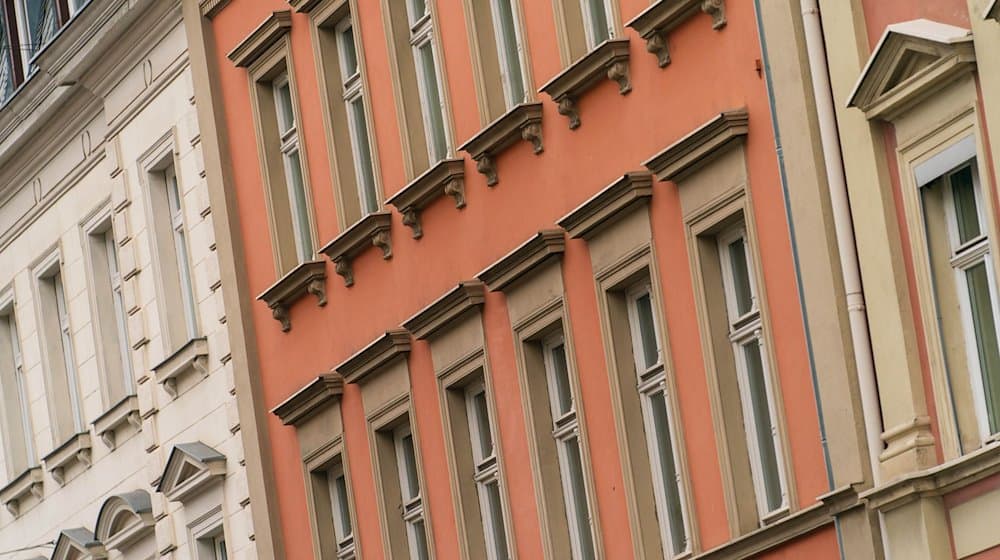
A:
459;102;544;186
319;211;393;287
626;0;727;67
256;259;328;332
386;158;466;238
540;39;631;129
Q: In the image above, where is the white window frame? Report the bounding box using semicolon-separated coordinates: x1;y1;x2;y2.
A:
578;0;614;50
13;0;59;67
464;381;510;560
335;16;379;217
328;461;357;560
624;284;690;558
405;0;450;164
541;333;595;560
393;423;429;560
213;535;228;560
52;271;84;434
272;72;314;264
487;0;528;109
102;228;134;394
164;166;199;340
5;312;35;465
717;226;788;523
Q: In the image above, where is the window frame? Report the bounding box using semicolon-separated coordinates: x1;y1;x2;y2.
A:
0;298;36;477
488;0;529;109
405;0;451;164
462;378;510;560
327;459;357;560
551;0;620;64
163;163;200;342
392;422;429;560
335;15;380;218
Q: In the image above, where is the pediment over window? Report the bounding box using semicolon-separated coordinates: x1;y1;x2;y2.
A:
51;528;106;560
155;442;227;503
94;490;154;552
848;19;975;121
987;0;999;23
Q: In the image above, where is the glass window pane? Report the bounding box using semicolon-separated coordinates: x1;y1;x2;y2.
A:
951;166;981;245
583;0;609;46
173;227;199;339
21;0;59;58
284;150;313;261
635;293;660;370
549;343;574;417
333;472;353;540
276;81;295;134
728;238;754;316
472;389;494;460
564;436;595;560
485;480;509;560
493;0;524;105
339;24;359;78
648;392;686;554
400;432;421;499
966;262;1000;434
417;42;447;162
742;341;782;512
409;0;427;21
412;519;430;560
1;12;14;101
349;98;378;214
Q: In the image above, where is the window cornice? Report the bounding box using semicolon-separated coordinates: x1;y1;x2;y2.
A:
386;158;466;238
156;442;227;503
335;329;411;384
626;0;727;67
643;109;749;183
52;528;107;560
319;211;393;287
403;281;485;340
540;39;631;130
272;373;345;426
228;11;294;68
257;259;328;332
199;0;231;18
558;171;653;240
478;230;565;291
459;102;544;186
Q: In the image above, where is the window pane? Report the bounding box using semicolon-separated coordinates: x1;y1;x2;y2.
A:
411;519;430;560
564;436;595;560
400;432;421;500
493;0;524;105
417;42;447;162
21;0;59;58
485;480;510;560
276;81;295;134
742;341;783;513
284;149;314;262
333;472;353;540
1;12;14;101
173;227;199;339
966;262;1000;434
339;24;359;78
409;0;427;21
472;389;494;460
106;231;134;392
583;0;609;46
728;238;754;316
54;274;84;433
952;166;981;245
549;343;574;417
647;392;686;554
349;98;378;214
635;293;659;370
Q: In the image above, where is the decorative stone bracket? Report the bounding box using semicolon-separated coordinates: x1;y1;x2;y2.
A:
0;467;43;517
459;102;544;186
320;212;393;287
43;432;93;486
540;39;631;130
256;259;328;332
627;0;727;67
93;394;142;450
386;158;466;238
152;337;210;398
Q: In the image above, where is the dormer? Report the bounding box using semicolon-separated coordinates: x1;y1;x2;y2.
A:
848;19;975;121
51;528;106;560
94;491;155;554
156;442;227;503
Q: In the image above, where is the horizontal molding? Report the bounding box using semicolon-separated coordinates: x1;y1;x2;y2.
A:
643;109;749;182
93;394;141;450
459;102;543;186
403;281;485;340
42;432;92;486
0;466;43;516
626;0;727;67
335;329;411;384
478;229;565;291
558;171;653;239
272;373;345;426
152;337;210;398
228;10;293;68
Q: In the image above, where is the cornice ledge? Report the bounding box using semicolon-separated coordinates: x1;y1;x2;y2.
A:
693;502;831;560
152;337;210;398
386;158;466;238
403;281;485;340
257;259;328;332
988;0;999;22
319;212;393;287
478;230;565;291
626;0;727;67
93;394;141;450
558;171;653;239
540;39;631;129
287;0;326;13
43;432;93;485
0;467;43;516
199;0;231;18
227;11;293;68
860;442;1000;512
643;109;749;183
336;329;411;384
459;102;544;186
272;373;345;426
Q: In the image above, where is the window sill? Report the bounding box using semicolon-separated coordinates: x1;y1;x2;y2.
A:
539;39;631;130
319;212;393;287
257;259;328;332
386;158;466;238
458;102;543;186
558;171;653;239
0;466;43;517
626;0;727;67
93;394;141;451
43;432;92;485
152;337;210;398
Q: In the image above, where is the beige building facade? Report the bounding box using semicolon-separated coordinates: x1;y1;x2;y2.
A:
0;1;258;559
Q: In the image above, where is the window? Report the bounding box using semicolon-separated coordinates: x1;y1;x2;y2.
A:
553;0;615;62
465;0;531;122
15;0;58;63
489;0;527;108
0;308;35;475
1;4;21;103
717;226;787;520
393;424;430;560
164;165;199;341
922;160;1000;442
36;265;85;442
86;222;134;404
405;0;449;164
213;535;228;560
273;72;314;264
625;284;689;557
328;462;356;559
542;333;596;560
0;0;85;103
335;18;378;217
578;0;612;49
464;381;510;560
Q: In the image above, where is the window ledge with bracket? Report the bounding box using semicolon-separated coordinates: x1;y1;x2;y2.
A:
152;337;210;398
387;158;466;238
459;102;543;186
43;432;92;485
257;259;328;332
540;39;631;130
320;211;393;287
626;0;727;67
93;394;142;451
0;466;44;516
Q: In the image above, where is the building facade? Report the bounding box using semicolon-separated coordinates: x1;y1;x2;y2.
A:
0;1;265;559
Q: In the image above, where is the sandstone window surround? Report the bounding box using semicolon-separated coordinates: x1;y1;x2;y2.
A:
0;297;36;480
539;38;630;130
625;0;727;68
386;157;465;238
157;441;227;504
0;465;42;517
51;528;107;560
152;336;210;398
558;171;696;558
478;230;604;559
256;259;328;332
334;329;436;560
645;108;795;535
229;10;321;279
295;0;385;230
94;490;156;555
402;281;514;560
320;211;393;286
459;102;543;186
462;0;535;124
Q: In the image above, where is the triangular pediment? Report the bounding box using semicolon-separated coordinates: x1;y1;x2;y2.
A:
848;19;975;121
51;528;106;560
988;0;999;23
155;442;227;503
94;490;154;551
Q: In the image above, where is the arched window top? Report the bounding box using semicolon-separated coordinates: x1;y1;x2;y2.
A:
94;490;154;550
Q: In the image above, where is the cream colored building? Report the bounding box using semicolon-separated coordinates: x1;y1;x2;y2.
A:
0;1;255;558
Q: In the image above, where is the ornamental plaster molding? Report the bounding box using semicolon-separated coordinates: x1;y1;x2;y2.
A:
93;395;142;450
228;11;293;68
335;329;411;384
152;337;210;398
257;260;328;332
627;0;727;67
459;103;544;185
403;281;485;340
0;467;43;516
386;158;466;238
272;373;345;426
43;432;93;485
540;39;631;129
320;212;393;287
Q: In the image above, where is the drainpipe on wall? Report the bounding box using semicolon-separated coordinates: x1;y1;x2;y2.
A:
799;0;884;486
